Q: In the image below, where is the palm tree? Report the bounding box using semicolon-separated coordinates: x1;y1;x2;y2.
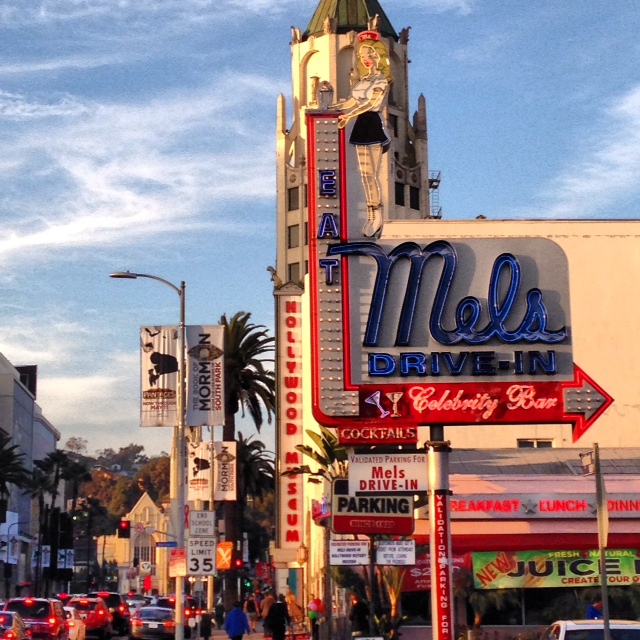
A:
0;431;31;495
25;466;56;596
35;449;71;513
62;457;92;513
282;424;349;482
236;433;275;572
236;432;275;501
281;424;349;639
220;311;275;609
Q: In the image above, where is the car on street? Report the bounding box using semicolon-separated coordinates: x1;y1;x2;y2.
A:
542;620;640;640
130;608;176;640
67;597;112;640
0;611;29;640
3;598;68;640
151;599;196;640
86;595;129;637
63;608;87;640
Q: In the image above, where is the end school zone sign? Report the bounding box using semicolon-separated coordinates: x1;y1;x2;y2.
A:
348;452;428;495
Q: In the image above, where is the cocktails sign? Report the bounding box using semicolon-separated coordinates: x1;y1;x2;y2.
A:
306;113;612;441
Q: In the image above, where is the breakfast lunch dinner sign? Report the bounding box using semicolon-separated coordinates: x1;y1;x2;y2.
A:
306;111;612;442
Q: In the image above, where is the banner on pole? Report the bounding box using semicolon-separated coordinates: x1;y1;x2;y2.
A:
141;326;179;427
187;442;214;501
213;441;236;501
186;325;224;427
141;325;224;428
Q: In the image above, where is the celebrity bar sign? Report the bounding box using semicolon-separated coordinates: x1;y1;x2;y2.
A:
306;113;612;441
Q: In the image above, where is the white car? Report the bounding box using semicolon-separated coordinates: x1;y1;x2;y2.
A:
64;606;87;640
542;619;640;640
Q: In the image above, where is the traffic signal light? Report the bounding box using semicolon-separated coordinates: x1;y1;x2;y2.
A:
117;519;131;538
234;557;243;569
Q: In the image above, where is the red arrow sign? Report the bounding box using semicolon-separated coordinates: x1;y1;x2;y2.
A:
356;364;613;442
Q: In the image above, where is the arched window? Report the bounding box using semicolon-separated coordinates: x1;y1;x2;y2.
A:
133;532;157;565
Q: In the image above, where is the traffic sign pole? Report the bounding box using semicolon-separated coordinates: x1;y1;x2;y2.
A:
427;428;453;640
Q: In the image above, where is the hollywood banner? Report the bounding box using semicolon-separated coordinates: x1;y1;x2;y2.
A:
140;325;224;428
473;549;640;589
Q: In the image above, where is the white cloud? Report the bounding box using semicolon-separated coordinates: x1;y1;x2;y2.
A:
533;84;640;218
0;73;279;262
0;90;91;118
400;0;476;15
0;54;130;76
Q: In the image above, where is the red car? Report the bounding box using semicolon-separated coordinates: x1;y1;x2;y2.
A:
4;599;68;640
66;599;112;640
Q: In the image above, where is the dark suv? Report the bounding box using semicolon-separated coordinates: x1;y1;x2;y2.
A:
86;594;129;636
4;598;68;640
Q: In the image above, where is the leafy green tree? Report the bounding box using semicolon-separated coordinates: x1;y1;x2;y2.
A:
220;311;275;609
95;444;148;473
64;437;88;454
135;455;170;504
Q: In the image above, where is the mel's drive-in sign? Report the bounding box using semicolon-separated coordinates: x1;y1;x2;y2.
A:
306;111;613;443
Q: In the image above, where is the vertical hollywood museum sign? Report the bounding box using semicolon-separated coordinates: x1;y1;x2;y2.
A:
276;291;305;548
306;112;613;442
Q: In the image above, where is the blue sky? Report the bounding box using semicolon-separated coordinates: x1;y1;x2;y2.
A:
0;0;638;457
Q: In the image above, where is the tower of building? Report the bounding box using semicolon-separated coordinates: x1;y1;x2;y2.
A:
275;0;441;287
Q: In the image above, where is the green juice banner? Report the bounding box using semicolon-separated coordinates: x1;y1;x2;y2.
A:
473;549;640;589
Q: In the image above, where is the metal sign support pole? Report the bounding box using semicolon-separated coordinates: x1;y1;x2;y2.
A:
427;426;454;640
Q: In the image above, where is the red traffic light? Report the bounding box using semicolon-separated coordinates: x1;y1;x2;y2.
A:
234;558;243;569
117;519;131;538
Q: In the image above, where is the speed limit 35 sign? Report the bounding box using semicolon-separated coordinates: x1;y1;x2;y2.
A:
187;538;216;575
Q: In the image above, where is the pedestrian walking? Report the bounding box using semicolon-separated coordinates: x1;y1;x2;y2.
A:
215;599;225;630
261;591;275;638
225;601;251;640
200;610;212;640
244;594;258;633
349;593;369;638
264;595;290;640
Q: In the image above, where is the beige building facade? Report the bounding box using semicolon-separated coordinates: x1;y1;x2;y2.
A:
272;0;640;623
98;492;172;595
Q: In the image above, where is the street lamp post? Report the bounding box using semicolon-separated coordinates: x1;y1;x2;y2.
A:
110;271;187;640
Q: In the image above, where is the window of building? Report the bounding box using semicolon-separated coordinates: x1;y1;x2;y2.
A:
303;185;308;208
517;439;554;448
287;187;300;211
304;260;309;275
288;224;300;249
288;262;300;283
395;182;405;206
409;186;420;210
389;114;398;137
304;221;308;245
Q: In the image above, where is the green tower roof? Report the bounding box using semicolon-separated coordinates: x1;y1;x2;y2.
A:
303;0;398;41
